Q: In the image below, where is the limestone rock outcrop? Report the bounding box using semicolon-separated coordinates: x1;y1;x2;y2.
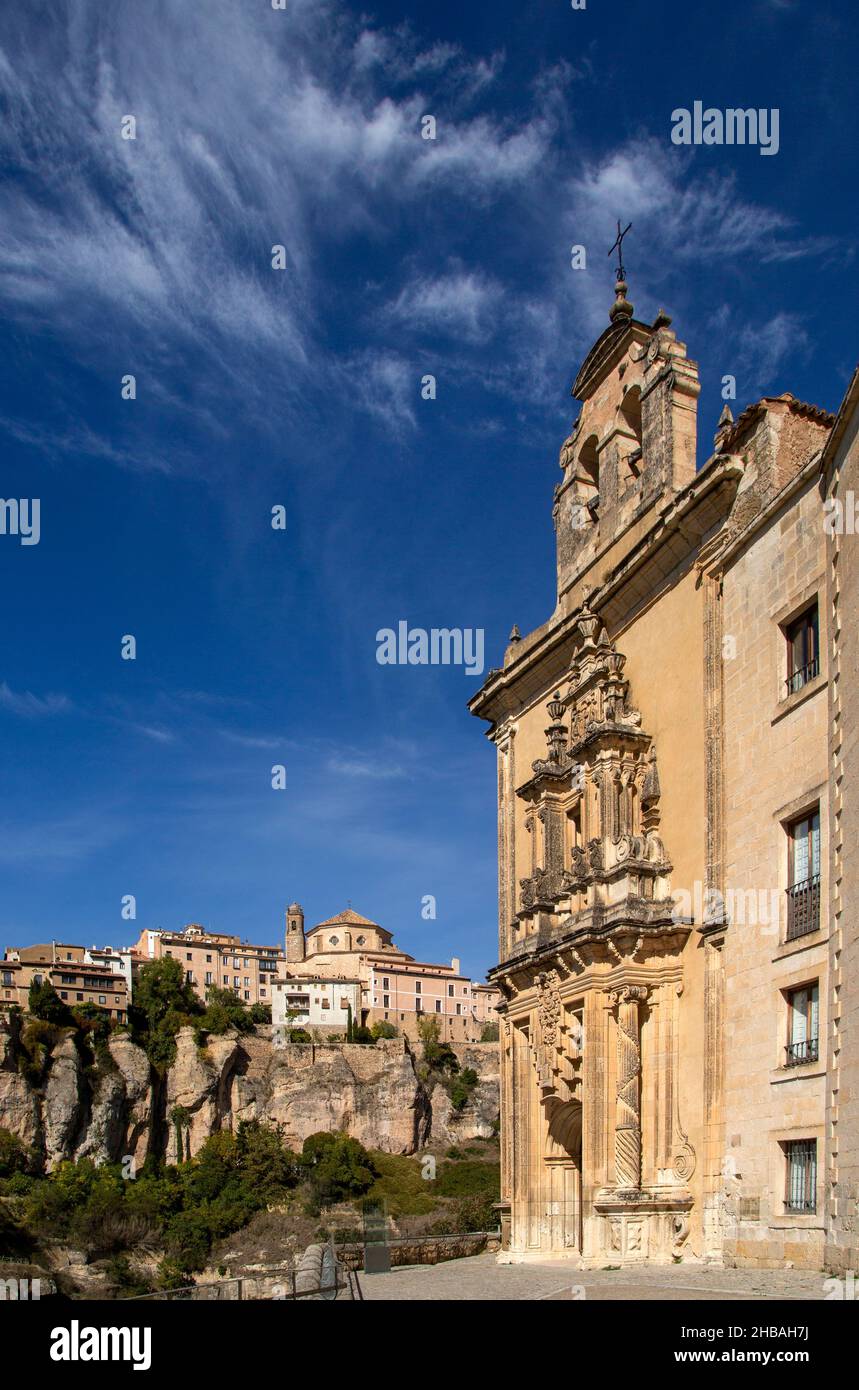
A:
0;1021;41;1153
0;1019;498;1168
231;1038;432;1155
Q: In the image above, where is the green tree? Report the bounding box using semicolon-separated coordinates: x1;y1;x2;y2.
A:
480;1021;499;1042
370;1020;397;1039
130;957;202;1071
0;1126;34;1178
417;1014;441;1045
27;979;71;1025
198;986;254;1037
300;1131;377;1210
449;1067;479;1111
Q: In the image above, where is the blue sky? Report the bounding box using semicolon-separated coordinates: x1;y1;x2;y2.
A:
0;0;855;980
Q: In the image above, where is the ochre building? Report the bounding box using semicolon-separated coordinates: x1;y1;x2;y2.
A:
284;905;500;1042
470;269;858;1271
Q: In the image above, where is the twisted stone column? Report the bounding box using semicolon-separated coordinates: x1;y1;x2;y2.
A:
611;986;648;1190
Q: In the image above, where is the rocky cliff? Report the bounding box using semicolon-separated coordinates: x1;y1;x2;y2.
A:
0;1019;498;1169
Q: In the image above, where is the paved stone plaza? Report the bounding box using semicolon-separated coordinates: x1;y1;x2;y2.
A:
356;1251;832;1301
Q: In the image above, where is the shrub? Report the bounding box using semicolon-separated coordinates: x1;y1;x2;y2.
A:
430;1192;498;1235
362;1152;437;1218
300;1132;377;1211
130;958;203;1072
0;1126;35;1178
198;987;255;1037
28;980;72;1025
480;1022;499;1042
448;1066;479;1111
370;1020;398;1039
105;1254;155;1299
70;1001;113;1042
434;1160;500;1199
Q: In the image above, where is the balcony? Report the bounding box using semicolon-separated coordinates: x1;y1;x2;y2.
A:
785;1037;819;1067
785;657;820;697
786;875;820;940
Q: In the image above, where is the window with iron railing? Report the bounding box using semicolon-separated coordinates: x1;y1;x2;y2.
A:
785;1139;816;1213
786;811;821;939
785;604;819;696
785;983;819;1066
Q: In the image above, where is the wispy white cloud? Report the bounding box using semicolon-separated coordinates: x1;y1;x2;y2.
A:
0;682;71;717
327;754;408;780
130;724;177;745
220;730;282;751
381;268;503;344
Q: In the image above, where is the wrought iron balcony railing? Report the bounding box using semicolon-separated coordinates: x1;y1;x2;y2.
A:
785;1037;819;1067
786;875;820;940
785;657;820;697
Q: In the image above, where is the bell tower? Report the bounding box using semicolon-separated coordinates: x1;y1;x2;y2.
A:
285;902;305;963
554;252;700;602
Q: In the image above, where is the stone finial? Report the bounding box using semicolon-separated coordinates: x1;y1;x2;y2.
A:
508;624;521;644
609;273;634;323
714;403;734;449
653;307;672;329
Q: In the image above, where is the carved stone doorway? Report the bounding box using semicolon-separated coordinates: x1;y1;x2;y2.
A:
544;1098;583;1253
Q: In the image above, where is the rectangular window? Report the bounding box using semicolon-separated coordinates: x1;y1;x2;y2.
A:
186;952;193;961
435;999;441;1013
786;984;819;1065
785;1139;817;1213
205;972;213;985
383;994;389;1008
98;996;106;1005
456;1002;462;1015
787;811;821;939
244;991;250;1001
383;977;389;990
785;604;819;695
448;984;454;997
186;971;194;984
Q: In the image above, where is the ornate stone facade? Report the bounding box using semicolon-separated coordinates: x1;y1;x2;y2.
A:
471;270;857;1271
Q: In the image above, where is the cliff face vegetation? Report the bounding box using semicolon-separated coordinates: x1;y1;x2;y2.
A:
0;1016;498;1170
0;1015;500;1297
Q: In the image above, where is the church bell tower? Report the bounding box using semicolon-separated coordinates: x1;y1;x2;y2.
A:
285;902;306;963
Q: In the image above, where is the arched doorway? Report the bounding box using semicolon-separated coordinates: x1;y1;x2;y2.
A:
544;1098;583;1253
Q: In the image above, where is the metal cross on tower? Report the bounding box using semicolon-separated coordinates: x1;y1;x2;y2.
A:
608;219;632;280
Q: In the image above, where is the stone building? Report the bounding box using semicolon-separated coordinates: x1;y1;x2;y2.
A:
133;924;283;1007
283;905;500;1042
1;942;129;1021
470;267;857;1270
271;973;363;1036
821;367;859;1274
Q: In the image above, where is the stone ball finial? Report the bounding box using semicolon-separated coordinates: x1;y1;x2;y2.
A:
609;274;633;323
